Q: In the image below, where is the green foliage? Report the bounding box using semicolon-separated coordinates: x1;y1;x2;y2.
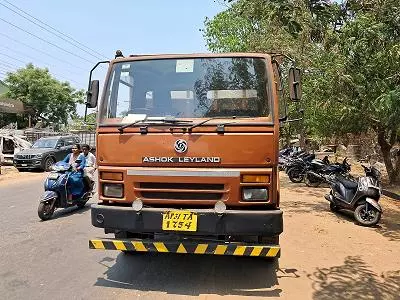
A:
69;113;97;131
204;0;400;182
4;64;84;126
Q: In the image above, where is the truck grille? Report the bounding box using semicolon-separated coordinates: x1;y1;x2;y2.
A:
136;182;225;201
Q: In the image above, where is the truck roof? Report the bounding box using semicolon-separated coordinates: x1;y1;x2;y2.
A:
110;52;275;64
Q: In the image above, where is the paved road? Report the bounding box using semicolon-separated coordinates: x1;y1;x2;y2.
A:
0;176;279;300
1;175;399;300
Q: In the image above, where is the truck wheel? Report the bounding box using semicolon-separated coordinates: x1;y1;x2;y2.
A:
44;157;55;172
38;202;55;221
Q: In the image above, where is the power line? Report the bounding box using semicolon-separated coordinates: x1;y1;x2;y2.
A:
0;44;83;76
0;1;107;60
0;52;26;65
0;57;82;87
0;59;19;69
2;0;108;60
0;17;96;64
0;66;12;73
0;32;88;72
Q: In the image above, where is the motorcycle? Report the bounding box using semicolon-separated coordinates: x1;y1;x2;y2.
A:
304;157;351;187
279;147;302;171
324;164;382;226
286;153;317;183
38;161;94;221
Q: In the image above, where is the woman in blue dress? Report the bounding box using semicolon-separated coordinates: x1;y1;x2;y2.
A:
62;144;86;200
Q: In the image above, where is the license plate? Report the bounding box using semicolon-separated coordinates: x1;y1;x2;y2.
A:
48;173;59;180
162;210;197;232
21;164;27;167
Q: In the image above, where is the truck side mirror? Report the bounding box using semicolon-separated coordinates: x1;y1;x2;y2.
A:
288;67;302;102
86;80;99;108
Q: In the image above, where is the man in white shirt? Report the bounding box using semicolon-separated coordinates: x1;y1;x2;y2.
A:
82;144;96;184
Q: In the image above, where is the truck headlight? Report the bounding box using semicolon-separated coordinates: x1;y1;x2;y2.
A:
103;183;124;198
242;188;268;201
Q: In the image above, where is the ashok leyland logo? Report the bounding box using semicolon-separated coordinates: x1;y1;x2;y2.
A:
174;139;188;153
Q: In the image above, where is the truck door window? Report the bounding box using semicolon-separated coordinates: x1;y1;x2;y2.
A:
107;65;133;118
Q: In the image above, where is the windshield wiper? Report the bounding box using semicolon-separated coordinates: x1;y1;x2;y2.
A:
188;116;253;132
118;117;148;133
118;117;192;133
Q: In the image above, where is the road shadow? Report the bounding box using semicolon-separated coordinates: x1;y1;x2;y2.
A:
94;253;286;297
308;256;400;300
48;204;91;220
281;198;328;215
375;202;400;242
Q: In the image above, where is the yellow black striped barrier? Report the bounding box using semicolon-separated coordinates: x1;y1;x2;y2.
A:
89;239;280;257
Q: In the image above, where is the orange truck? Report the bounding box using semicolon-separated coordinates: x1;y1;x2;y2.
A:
87;51;301;258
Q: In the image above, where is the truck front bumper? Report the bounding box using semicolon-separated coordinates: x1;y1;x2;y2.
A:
89;238;281;257
91;204;283;236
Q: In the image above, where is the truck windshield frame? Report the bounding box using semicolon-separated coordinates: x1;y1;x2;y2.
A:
99;56;273;125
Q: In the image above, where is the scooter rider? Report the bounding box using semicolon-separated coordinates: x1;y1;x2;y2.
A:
62;144;86;202
82;144;96;187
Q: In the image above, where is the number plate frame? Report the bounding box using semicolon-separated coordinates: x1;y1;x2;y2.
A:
162;210;198;232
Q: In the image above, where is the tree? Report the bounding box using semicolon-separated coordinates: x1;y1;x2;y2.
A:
312;0;400;183
4;64;84;127
204;0;400;183
203;0;340;147
69;113;97;131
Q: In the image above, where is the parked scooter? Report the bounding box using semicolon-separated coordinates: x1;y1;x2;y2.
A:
324;164;382;226
38;161;94;221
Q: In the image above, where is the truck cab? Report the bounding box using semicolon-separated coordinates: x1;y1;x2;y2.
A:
88;52;301;258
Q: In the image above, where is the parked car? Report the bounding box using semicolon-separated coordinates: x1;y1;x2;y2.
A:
13;135;81;172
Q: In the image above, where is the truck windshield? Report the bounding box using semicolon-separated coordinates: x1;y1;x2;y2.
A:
100;57;271;124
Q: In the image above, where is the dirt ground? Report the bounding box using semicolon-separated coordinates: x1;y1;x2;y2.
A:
0;167;399;299
0;166;45;185
278;174;400;300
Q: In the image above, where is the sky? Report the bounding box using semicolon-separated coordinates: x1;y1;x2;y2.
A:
0;0;225;114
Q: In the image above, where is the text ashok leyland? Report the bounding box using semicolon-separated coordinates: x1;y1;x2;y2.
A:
142;156;221;163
